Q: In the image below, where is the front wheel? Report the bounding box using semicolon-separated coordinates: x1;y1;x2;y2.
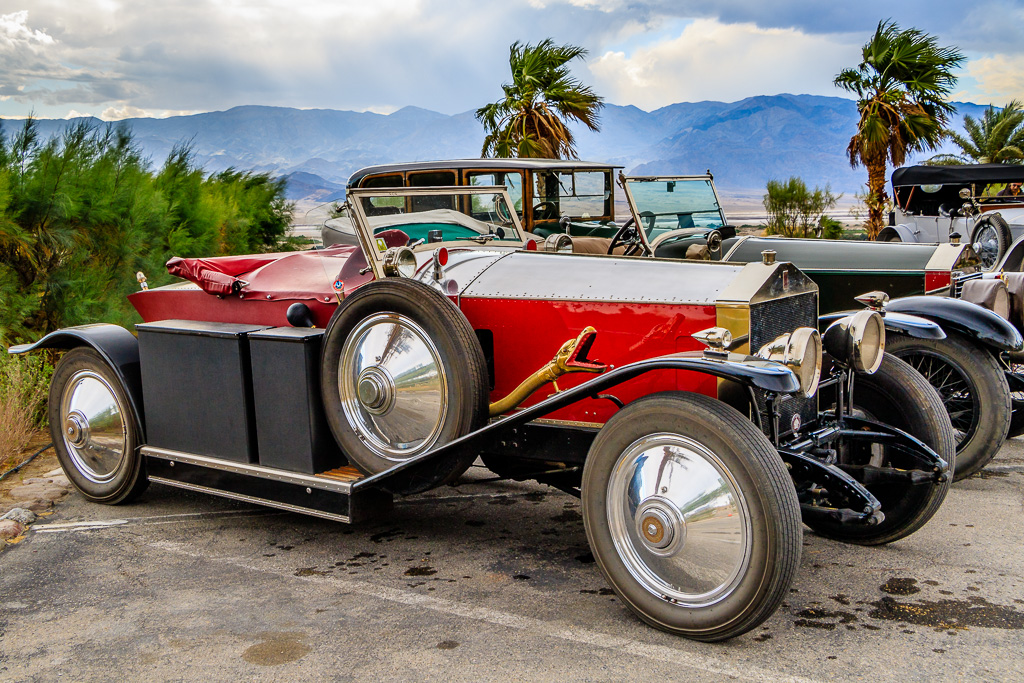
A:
886;332;1010;479
48;347;148;504
810;354;954;545
581;392;801;641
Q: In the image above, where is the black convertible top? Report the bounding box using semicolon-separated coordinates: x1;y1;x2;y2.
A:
892;164;1024;187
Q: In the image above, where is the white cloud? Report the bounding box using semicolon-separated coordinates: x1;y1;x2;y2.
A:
0;10;54;46
964;55;1024;105
1;1;1023;120
589;19;859;109
100;105;200;120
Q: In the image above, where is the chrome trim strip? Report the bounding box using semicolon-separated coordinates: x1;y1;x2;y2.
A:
721;234;751;261
141;446;355;494
148;477;352;524
533;417;604;429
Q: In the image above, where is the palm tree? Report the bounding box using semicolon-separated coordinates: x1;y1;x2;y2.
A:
835;21;964;239
949;100;1024;163
476;39;603;159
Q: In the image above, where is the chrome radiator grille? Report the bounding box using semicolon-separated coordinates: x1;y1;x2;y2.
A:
749;292;818;437
952;270;982;299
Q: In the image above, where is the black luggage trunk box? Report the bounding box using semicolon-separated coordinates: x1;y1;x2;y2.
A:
138;320;269;463
248;327;344;474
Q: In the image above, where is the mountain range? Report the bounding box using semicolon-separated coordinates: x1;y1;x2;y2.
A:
9;95;993;201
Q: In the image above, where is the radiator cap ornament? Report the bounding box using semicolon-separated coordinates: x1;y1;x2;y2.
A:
761;250;776;266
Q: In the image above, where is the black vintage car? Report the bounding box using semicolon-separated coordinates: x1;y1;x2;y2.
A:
884;163;1024;269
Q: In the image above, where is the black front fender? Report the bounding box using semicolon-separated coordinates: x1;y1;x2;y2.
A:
819;310;945;340
8;324;146;438
353;351;800;490
886;295;1023;352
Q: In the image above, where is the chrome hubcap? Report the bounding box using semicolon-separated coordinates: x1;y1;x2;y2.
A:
60;371;128;484
339;313;448;461
635;497;686;555
607;433;751;606
357;367;395;414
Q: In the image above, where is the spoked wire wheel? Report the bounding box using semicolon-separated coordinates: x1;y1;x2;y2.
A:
886;333;1010;480
899;351;977;447
1006;361;1024;439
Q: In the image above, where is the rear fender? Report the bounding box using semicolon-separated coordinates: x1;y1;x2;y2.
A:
8;324;146;438
877;224;920;243
886;295;1024;352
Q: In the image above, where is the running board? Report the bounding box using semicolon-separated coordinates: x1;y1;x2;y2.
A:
142;446;393;524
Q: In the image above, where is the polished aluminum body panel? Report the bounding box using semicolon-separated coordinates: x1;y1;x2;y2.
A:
461;251;746;304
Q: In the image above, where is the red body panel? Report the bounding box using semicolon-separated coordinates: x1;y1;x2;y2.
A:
925;270;952;294
459;297;718;424
129;287;342;328
131;247;723;426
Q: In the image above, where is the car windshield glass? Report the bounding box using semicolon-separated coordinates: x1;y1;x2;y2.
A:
624;178;726;240
467;171;524;219
532;170;610;219
351;188;523;249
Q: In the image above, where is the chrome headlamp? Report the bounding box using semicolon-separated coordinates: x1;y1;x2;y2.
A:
543;233;574;253
754;327;822;397
822;309;885;374
381;246;417;278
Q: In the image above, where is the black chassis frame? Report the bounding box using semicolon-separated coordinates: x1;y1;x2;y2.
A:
12;324;949;529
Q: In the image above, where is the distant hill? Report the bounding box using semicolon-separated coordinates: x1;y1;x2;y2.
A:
6;96;996;200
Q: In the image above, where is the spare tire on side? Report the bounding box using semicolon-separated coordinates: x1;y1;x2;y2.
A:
320;278;489;494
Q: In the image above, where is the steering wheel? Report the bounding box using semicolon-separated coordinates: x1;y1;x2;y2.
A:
533;201;559;221
608;218;647;256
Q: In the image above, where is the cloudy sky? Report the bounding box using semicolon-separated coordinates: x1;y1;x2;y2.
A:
2;0;1022;121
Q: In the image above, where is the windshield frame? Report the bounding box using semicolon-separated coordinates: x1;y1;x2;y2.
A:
621;174;728;251
346;185;527;279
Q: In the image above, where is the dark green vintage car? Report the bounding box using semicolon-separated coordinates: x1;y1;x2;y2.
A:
612;174;1022;480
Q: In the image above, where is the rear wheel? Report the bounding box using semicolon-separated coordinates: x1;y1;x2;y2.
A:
581;392;801;641
809;354;954;545
48;347;148;504
886;332;1010;479
320;278;489;494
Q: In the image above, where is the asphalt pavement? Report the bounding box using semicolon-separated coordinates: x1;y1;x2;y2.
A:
2;440;1023;682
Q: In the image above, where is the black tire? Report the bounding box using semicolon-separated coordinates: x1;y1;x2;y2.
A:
886;332;1010;480
1007;364;1024;439
48;347;148;505
581;392;801;641
810;354;954;545
320;278;489;494
971;214;1011;270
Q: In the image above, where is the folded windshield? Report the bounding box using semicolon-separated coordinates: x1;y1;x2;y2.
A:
623;178;727;241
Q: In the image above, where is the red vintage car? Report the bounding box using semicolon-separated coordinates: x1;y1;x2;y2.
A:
10;186;953;642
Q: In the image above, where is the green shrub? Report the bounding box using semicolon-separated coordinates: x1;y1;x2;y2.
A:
763;177;840;238
0;353;53;468
0;120;295;346
819;215;844;240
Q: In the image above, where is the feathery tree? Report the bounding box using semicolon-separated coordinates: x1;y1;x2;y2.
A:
949;100;1024;163
835;20;964;238
476;39;603;159
0;118;294;344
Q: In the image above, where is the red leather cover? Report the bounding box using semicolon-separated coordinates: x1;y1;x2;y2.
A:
164;230;410;300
